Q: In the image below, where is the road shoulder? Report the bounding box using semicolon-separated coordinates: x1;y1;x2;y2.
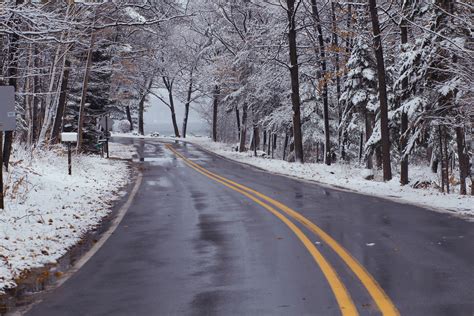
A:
1;159;141;315
178;137;474;220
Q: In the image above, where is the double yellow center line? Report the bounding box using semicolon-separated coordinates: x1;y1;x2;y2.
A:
166;143;399;316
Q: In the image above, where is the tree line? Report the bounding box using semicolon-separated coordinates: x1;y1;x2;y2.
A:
1;0;472;195
176;0;473;195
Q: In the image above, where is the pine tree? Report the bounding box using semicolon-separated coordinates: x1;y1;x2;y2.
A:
339;36;378;168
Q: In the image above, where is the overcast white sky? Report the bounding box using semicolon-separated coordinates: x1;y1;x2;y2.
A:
144;89;208;136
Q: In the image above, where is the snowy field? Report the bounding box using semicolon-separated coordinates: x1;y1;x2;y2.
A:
0;145;130;294
182;137;474;218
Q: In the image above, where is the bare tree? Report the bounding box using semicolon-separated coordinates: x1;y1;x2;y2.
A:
286;0;304;163
368;0;392;181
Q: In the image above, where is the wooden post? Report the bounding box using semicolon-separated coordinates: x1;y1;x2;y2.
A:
68;142;72;175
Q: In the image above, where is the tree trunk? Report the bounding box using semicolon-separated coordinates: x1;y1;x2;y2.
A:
332;3;344;162
286;0;304;163
162;77;181;138
126;106;133;131
235;107;241;139
267;132;271;156
212;85;219;141
400;111;409;184
341;131;347;161
376;147;383;169
51;58;71;144
311;0;331;165
455;127;468;195
3;0;26;169
39;4;73;145
263;130;267;151
289;137;295;160
250;126;259;151
272;134;277;159
24;45;34;144
138;96;145;136
77;32;96;151
4;7;21;169
331;2;342;125
182;75;193;138
438;126;445;192
443;126;450;193
283;132;289;160
2;133;12;170
182;103;190;138
399;12;410;185
365;112;374;169
39;43;63;144
169;94;180;138
315;142;320;162
138;78;154;136
255;126;260;150
430;150;439;173
345;4;353;56
252;126;258;156
239;104;248;152
368;0;392;181
31;47;40;144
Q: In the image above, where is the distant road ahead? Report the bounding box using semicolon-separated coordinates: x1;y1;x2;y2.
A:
26;138;474;316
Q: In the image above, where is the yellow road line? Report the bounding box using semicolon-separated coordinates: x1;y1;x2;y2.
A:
166;144;358;316
166;143;400;316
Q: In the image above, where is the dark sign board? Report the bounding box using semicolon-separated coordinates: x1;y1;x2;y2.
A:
99;116;113;132
0;86;16;131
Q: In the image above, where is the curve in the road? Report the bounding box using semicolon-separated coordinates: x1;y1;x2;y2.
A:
165;144;357;315
166;143;400;316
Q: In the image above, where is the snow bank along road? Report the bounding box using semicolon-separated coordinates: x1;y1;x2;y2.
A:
25;138;473;316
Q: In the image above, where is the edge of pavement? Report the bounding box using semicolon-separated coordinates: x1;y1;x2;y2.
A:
173;138;473;221
1;160;143;316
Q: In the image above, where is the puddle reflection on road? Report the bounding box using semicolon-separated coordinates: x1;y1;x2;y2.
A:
133;157;175;166
146;177;173;188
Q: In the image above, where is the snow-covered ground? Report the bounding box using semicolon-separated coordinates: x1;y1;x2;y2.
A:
182;137;474;218
0;145;130;294
111;132;162;139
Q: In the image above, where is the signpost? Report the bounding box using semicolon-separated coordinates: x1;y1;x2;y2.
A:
0;86;16;210
61;132;78;175
99;115;112;158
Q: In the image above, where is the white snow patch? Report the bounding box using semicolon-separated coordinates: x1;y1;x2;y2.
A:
0;145;129;294
183;137;474;218
111;132;162;140
125;7;146;23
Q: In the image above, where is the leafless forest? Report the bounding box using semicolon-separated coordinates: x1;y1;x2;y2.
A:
0;0;473;194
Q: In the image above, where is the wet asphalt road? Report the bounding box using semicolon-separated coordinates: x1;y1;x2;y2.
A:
25;138;473;316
